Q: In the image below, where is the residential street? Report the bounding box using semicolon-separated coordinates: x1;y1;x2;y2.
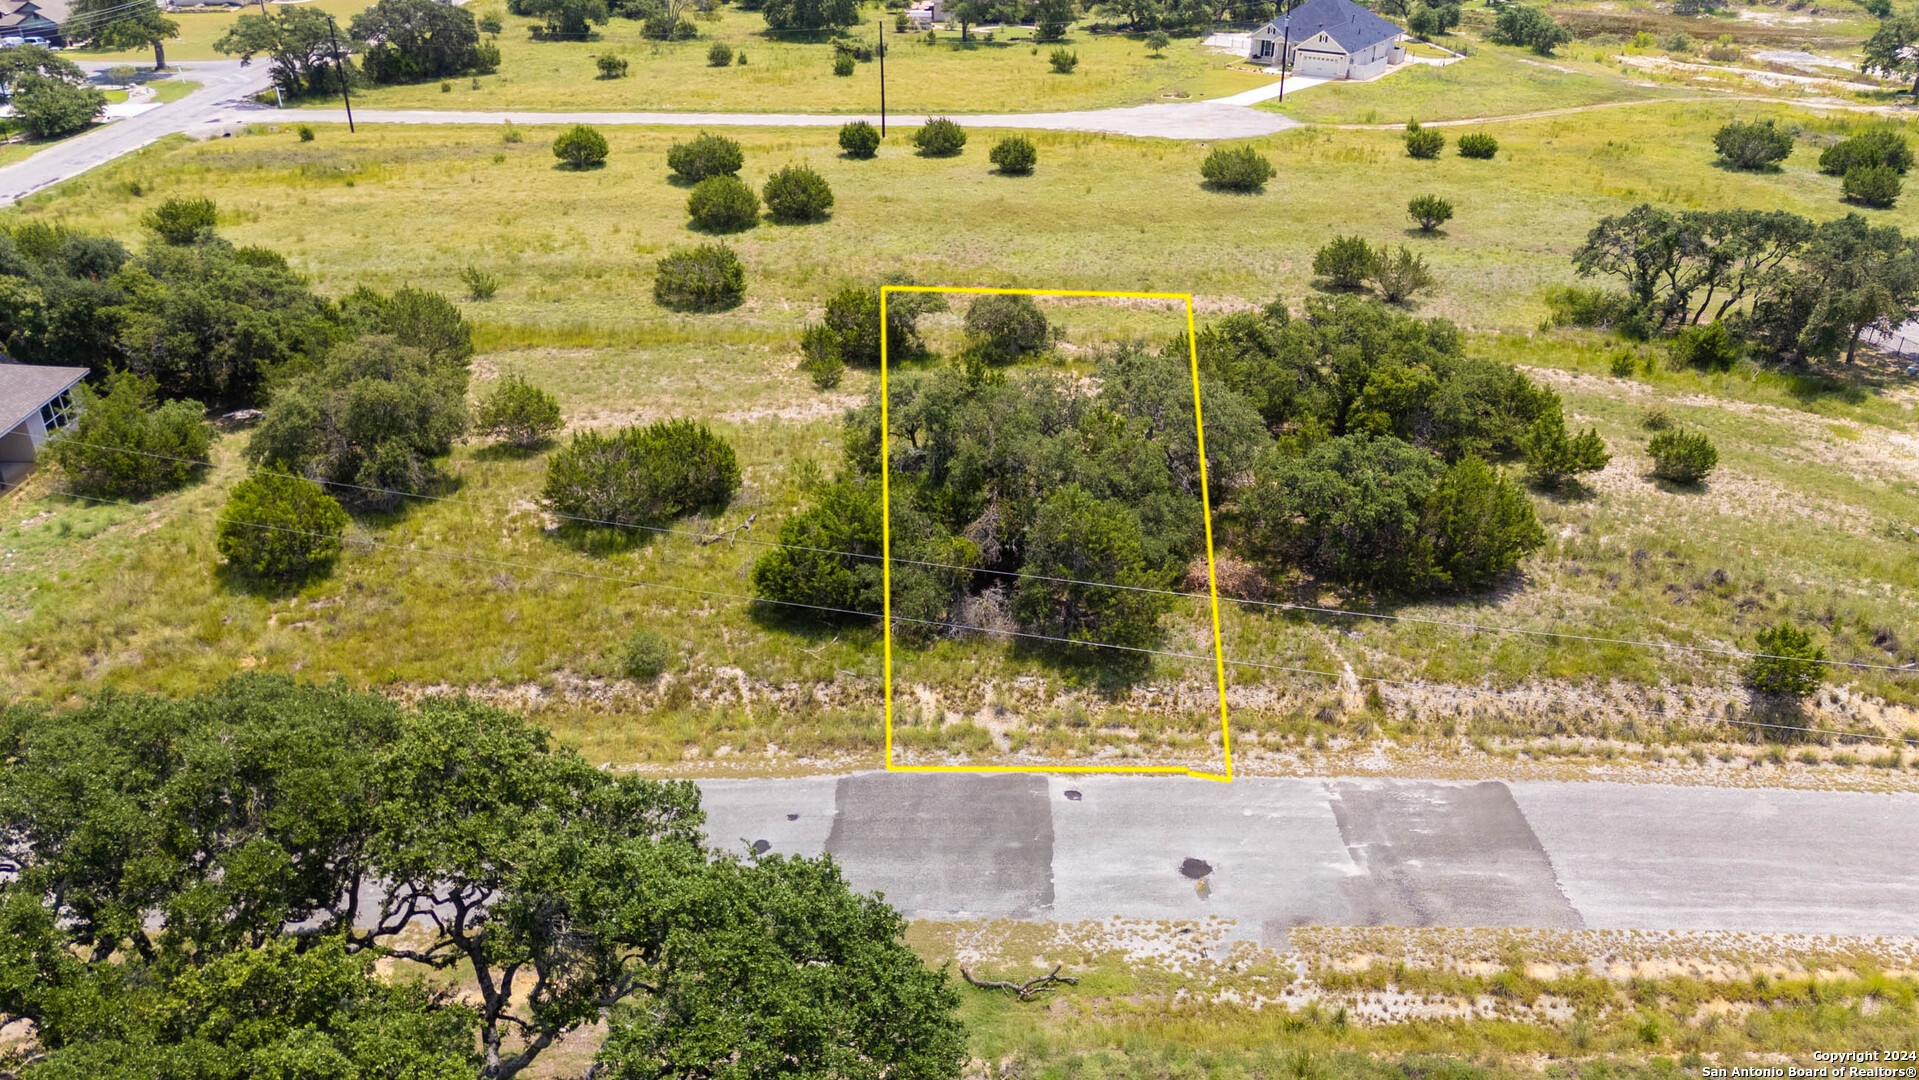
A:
696;773;1919;940
0;60;270;207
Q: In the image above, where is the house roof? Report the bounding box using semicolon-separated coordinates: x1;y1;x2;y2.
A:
0;362;87;434
1260;0;1401;54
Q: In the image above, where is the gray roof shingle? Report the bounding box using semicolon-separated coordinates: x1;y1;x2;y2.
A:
1263;0;1402;54
0;362;88;433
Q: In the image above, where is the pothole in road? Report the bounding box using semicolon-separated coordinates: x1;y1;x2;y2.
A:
786;813;800;820
1063;789;1083;802
1179;857;1213;880
752;839;771;854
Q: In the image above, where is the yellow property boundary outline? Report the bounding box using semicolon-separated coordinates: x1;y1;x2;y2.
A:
879;286;1234;783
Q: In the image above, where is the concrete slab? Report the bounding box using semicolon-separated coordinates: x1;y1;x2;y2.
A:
1512;782;1919;935
696;775;838;860
1328;779;1583;929
1047;776;1359;936
823;772;1054;920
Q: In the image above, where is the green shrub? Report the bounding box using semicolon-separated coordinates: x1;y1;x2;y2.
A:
989;135;1037;175
687;174;762;230
913;117;967;156
620;628;675;679
1647;427;1718;484
552;124;610;168
142;196;219;245
1640;406;1674;430
1844;163;1902;207
1312;235;1378;289
667;132;744;180
833;52;855;75
542;419;741;525
44;372;211;499
1404;119;1444;159
1199;146;1274;192
1744;621;1825;702
1370;245;1436;303
761;164;835;222
596;54;628;77
839;119;881;158
1668;321;1743;371
8;75;105;139
1818;128;1911;175
1489;4;1570;54
964;293;1051;360
1010;486;1169;650
1408;193;1453;231
296;124;316;142
1522;407;1610;489
1542;285;1632;329
707;40;733;65
502;121;524;143
1609;351;1638;377
653;243;746;310
460;265;500;301
1145;30;1169;54
1456;132;1497;159
800;283;945;374
1049;46;1078;72
215;471;349;584
474;373;565;447
799;347;845;389
1712;119;1793;170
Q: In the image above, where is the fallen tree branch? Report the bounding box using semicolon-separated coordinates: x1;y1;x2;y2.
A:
699;513;757;547
960;963;1078;1001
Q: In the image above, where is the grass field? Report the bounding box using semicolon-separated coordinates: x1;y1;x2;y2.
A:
71;0;374;63
3;100;1916;769
1269;42;1680;125
310;7;1264;114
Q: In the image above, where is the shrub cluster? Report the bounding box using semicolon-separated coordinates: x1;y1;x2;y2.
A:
687;174;762;231
668;132;745;181
762;164;835;222
833;52;856;75
1819;129;1912;176
1647;427;1718;484
1404;119;1444;159
839;120;881;158
989;135;1037;175
1408;193;1454;231
963;293;1052;360
44;372;212;500
1199;146;1274;192
1843;164;1902;207
913;117;967;156
654;244;747;310
596;54;629;78
1312;235;1378;290
542;419;741;526
1521;408;1610;489
708;41;734;65
798;282;946;387
143;197;219;245
1456;132;1498;159
1048;47;1078;72
1712;119;1793;171
552;124;610;168
473;373;565;448
216;472;350;584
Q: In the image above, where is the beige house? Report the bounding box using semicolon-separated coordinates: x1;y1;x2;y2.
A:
1248;0;1405;79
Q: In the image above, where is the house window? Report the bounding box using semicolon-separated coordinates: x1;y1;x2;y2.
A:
39;390;75;432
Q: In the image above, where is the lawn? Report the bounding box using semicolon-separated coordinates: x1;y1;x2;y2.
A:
3;100;1917;768
150;79;203;104
1270;42;1681;125
308;7;1265;114
71;0;375;62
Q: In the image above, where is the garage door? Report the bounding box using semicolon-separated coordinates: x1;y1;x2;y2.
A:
1293;49;1345;78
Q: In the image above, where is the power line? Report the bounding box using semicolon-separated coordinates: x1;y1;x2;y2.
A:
53;437;1917;675
44;485;1914;747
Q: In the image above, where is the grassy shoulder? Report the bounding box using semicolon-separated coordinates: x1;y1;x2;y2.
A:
310;8;1261;114
1269;41;1677;125
916;920;1919;1078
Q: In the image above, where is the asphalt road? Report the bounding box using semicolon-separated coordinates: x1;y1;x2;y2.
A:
697;774;1919;941
0;60;271;207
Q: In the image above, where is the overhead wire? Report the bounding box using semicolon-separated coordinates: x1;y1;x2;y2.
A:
53;437;1919;675
44;484;1915;747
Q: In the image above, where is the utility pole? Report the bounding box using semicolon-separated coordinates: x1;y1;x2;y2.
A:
877;17;886;136
325;13;355;133
1275;20;1290;102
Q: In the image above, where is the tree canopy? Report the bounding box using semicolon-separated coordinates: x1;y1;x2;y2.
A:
0;677;967;1080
